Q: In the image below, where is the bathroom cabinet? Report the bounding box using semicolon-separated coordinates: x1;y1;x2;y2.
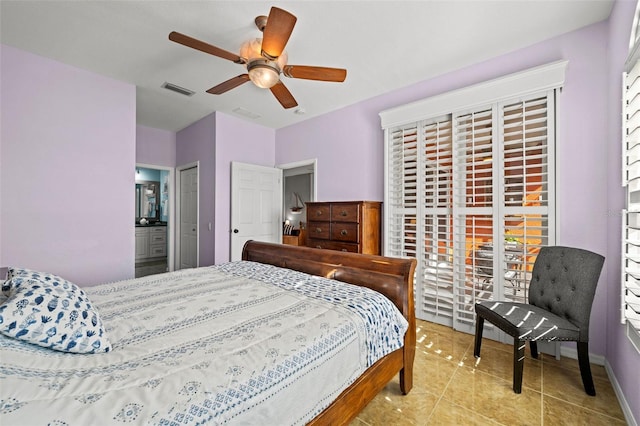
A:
135;226;167;261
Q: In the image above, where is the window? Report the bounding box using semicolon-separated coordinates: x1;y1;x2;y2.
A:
622;9;640;352
381;62;564;337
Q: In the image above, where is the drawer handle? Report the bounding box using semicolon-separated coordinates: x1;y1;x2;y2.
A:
315;227;323;233
340;229;348;236
340;210;348;216
316;210;322;216
316;245;322;249
341;249;348;252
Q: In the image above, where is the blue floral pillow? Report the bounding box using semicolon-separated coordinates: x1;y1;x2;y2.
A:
2;267;79;297
0;271;112;354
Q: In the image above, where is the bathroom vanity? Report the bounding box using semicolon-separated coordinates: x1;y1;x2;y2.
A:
135;224;167;261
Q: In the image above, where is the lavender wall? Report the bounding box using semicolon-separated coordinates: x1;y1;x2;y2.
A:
214;112;276;264
0;44;136;286
136;125;176;167
176;113;215;266
276;9;639;422
175;112;275;264
276;110;383;201
607;0;640;421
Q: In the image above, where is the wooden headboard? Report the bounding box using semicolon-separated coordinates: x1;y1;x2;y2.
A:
241;240;415;320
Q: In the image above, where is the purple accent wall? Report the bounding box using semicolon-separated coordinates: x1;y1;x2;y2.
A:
176;113;216;267
136;125;176;167
276;6;639;422
277;109;383;201
607;0;640;421
0;44;136;286
176;111;275;265
214;112;276;264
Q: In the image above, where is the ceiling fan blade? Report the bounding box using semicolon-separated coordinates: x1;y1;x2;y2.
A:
169;31;244;64
206;74;250;94
270;81;298;109
261;7;297;60
283;65;347;82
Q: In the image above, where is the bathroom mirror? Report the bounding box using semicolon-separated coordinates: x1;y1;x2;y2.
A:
135;180;160;221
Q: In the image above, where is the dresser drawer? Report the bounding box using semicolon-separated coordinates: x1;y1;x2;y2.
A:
308;221;330;239
330;223;359;242
307;203;331;221
305;201;381;255
330;203;360;222
307;239;359;253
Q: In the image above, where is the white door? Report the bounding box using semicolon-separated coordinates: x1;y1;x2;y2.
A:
179;165;198;269
230;162;282;261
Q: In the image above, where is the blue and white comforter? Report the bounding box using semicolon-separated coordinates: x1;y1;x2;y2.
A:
0;261;408;425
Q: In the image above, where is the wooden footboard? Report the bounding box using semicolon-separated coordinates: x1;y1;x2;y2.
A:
242;241;416;425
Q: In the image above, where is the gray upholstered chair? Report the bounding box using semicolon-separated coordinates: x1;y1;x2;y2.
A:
473;246;604;395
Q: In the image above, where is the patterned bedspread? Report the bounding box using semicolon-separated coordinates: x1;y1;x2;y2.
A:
0;261;408;425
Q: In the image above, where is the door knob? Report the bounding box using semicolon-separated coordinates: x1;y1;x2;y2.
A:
233;229;239;233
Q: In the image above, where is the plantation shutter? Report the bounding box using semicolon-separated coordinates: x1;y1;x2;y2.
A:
385;124;419;259
622;51;640;348
452;107;495;330
499;95;554;304
421;117;455;323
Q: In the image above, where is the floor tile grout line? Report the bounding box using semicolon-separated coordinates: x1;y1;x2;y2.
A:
543;393;628;423
436;340;516;426
424;338;471;424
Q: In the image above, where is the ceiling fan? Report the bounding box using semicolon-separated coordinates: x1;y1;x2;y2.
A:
169;6;347;109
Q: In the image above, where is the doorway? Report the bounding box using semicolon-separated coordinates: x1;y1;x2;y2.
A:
278;159;317;245
135;164;175;277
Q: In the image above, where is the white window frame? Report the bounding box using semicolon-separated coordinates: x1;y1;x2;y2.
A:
621;3;640;353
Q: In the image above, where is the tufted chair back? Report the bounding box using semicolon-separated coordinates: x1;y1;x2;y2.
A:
528;246;605;342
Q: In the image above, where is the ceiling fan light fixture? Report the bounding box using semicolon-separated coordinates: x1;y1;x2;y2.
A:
247;60;281;89
240;38;288;89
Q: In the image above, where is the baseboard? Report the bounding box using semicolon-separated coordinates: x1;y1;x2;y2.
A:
605;359;638;426
558;347;637;425
559;345;605;365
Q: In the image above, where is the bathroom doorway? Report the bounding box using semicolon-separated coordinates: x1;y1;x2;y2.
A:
135;163;175;277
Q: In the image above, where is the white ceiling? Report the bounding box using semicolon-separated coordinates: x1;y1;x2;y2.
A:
0;1;614;132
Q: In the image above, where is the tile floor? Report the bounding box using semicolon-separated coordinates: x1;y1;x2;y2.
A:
351;319;627;425
134;258;167;278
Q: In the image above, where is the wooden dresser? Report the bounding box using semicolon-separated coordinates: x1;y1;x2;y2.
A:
306;201;381;255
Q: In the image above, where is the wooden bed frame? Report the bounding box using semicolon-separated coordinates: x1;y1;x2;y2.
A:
242;241;417;425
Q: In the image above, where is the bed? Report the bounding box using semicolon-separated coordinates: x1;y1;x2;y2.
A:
0;241;416;425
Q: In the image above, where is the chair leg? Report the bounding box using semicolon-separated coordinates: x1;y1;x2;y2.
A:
474;316;484;357
577;341;596;396
529;340;539;359
513;337;525;393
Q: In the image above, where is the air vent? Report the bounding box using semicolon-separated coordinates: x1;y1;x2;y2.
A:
161;82;195;97
233;107;261;120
